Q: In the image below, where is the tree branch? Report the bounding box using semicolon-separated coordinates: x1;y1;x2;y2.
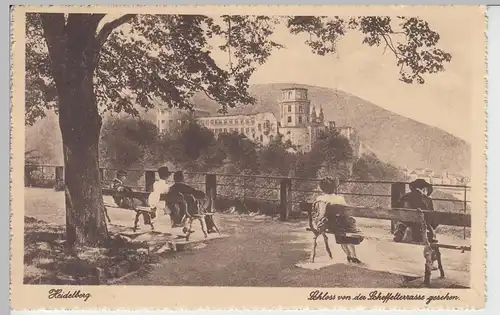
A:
95;14;136;49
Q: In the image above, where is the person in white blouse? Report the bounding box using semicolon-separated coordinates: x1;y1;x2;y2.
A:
147;166;173;216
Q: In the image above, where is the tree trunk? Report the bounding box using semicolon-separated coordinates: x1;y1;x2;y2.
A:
41;14;109;246
62;127;108;246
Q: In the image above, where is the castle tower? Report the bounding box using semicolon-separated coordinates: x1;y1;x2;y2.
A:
310;105;317;124
279;88;311;127
318;106;325;124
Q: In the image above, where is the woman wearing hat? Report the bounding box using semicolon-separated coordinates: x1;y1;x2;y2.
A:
311;177;364;264
393;178;437;243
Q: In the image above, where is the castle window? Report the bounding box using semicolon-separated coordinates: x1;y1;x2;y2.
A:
258;123;262;131
299;105;303;113
245;128;249;133
298;116;302;123
224;128;228;132
288;91;292;99
260;135;263;142
288;105;292;113
161;120;165;124
287;116;292;123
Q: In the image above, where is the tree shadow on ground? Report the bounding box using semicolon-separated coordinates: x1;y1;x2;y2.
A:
24;216;150;285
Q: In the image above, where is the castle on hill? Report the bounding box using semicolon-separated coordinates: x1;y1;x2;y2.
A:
155;87;359;154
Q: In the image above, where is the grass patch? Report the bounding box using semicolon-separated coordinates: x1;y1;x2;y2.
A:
24;216;150;285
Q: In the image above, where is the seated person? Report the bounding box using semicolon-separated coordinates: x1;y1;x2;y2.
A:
169;171;217;233
312;177;364;264
148;166;173;217
393;178;438;244
111;170;130;208
112;170;155;226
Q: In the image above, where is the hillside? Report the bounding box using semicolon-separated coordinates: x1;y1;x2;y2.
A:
190;83;471;176
25;83;470;176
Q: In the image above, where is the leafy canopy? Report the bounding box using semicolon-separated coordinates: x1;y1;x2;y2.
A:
99;117;158;170
26;14;451;125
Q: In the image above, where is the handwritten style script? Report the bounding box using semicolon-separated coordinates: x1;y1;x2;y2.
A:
48;289;91;302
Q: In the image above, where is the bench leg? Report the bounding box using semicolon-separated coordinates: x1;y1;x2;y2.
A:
149;217;155;232
322;233;333;259
133;212;141;232
185;218;195;241
424;264;431;286
198;217;208;238
310;235;319;263
435;247;445;278
104;207;112;223
423;245;433;286
212;222;221;235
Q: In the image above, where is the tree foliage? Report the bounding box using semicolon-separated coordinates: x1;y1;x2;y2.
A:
287;16;452;84
257;134;296;176
293;128;353;178
149;119;217;170
99;117;158;170
26;13;452;125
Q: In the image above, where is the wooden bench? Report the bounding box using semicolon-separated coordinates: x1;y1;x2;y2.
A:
299;201;471;286
101;188;220;241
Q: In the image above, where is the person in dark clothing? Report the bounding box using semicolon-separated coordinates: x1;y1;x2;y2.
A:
168;171;218;234
393;178;437;244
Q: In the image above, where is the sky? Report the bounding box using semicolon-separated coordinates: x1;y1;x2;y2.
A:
245;14;480;144
98;8;485;143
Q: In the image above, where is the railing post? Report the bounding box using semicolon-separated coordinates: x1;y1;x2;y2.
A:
205;174;217;211
99;168;104;184
287;179;293;218
463;187;467;240
390;182;406;233
280;178;291;221
24;165;31;187
55;166;64;188
145;170;156;192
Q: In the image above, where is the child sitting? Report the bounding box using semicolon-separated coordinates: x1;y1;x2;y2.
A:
112;170;154;230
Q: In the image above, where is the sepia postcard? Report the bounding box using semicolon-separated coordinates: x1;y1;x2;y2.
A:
10;4;487;310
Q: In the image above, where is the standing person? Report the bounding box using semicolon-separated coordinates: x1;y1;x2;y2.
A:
148;166;173;220
310;177;364;263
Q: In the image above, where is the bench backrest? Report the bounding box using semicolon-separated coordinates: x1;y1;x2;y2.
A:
101;188;186;203
299;202;471;228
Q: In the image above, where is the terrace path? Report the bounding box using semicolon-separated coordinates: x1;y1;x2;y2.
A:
25;188;469;288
